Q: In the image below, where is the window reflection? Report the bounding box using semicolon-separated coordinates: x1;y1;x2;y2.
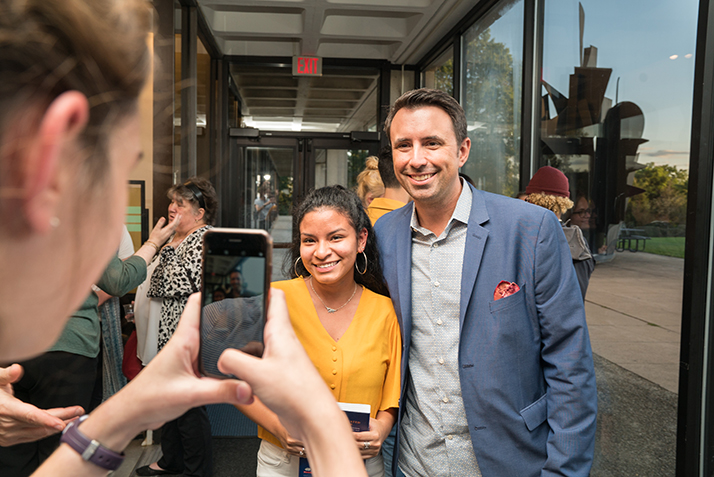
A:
541;0;695;263
540;0;697;473
461;0;523;197
422;46;454;97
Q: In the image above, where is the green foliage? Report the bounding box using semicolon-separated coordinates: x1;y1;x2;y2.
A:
644;237;685;258
626;163;688;227
461;28;519;197
434;59;454;97
277;175;293;215
347;150;370;190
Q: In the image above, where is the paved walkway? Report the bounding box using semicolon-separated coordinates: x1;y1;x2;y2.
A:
586;251;683;393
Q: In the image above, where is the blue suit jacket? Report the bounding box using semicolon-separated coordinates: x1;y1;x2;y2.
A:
374;185;597;477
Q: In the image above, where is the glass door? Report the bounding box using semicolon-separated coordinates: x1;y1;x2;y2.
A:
310;137;379;191
225;134;380;280
226;137;297;281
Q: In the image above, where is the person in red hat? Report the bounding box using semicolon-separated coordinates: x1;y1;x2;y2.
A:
525;166;595;298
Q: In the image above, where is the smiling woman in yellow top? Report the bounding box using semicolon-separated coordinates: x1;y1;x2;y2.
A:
238;185;401;477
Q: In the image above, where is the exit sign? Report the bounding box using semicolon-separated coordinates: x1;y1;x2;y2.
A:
292;56;322;76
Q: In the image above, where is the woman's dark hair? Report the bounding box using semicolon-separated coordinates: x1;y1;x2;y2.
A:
167;177;219;225
286;185;389;297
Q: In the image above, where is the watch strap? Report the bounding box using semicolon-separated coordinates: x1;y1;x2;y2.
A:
60;415;125;471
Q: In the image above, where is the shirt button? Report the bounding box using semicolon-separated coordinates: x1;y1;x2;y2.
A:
442;397;449;403
438;357;444;365
330;384;336;389
436;319;443;325
332;346;337;351
434;243;439;248
447;435;453;440
332;369;337;375
434;281;440;287
332;357;337;362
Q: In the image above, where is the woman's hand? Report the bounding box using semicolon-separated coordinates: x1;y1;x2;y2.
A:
219;289;366;476
276;428;306;457
75;294;254;451
148;215;181;247
0;364;83;447
135;215;182;264
35;289;366;477
353;411;395;459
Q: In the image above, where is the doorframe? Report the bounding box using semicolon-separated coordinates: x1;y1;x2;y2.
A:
224;131;381;244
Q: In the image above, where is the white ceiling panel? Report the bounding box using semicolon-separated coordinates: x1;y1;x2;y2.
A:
197;0;481;131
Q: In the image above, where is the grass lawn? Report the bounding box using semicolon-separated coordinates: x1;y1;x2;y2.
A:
644;237;685;258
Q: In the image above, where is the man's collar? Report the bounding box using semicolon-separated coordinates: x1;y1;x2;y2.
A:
410;178;472;234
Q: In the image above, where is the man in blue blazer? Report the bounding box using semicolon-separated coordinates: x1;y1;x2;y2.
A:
374;88;597;477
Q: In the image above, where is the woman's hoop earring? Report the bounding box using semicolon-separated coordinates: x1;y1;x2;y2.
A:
294;257;304;277
355;251;368;275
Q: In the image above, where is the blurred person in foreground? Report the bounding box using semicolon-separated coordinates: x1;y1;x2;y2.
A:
0;1;367;476
0;216;178;477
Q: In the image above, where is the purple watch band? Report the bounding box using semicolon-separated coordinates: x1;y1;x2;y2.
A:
60;415;125;471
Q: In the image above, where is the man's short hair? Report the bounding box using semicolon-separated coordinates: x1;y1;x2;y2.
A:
377;145;401;189
384;88;468;146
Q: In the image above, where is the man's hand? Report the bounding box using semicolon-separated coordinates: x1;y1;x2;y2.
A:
0;364;84;446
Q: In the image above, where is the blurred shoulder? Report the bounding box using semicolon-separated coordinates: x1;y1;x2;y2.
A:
374;202;412;235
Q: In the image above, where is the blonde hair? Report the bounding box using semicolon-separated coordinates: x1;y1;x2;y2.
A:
0;0;152;216
526;192;574;218
355;156;385;207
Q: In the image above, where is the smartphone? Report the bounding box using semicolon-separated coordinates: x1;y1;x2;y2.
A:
199;228;272;379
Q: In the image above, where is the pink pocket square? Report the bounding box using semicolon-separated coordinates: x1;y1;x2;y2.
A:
494;281;520;301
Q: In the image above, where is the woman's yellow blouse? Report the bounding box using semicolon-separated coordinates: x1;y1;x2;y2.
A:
258;278;402;447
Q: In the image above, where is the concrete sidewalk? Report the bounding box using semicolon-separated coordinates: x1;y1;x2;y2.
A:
586;251;683;394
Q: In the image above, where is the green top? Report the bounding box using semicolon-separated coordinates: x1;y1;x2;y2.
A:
49;255;147;358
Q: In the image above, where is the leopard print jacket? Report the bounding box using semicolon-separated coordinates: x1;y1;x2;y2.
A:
148;225;210;350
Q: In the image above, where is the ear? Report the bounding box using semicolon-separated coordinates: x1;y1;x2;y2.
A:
357;227;368;253
23;91;89;233
195;207;206;222
458;137;470;168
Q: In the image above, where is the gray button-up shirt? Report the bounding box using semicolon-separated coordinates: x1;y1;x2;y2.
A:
398;182;481;477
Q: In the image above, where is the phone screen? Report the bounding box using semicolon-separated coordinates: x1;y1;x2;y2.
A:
199;229;271;379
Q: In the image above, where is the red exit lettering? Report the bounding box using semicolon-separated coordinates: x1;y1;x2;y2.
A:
298;57;319;75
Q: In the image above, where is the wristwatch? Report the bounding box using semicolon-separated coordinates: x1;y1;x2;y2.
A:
60;415;125;471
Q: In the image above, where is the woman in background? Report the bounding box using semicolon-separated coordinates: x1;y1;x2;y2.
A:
239;185;401;477
139;178;218;477
355;156;385;208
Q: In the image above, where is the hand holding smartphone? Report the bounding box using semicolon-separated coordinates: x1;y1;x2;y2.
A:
199;228;272;379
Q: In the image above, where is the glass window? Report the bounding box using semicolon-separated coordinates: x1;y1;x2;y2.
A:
461;0;524;197
173;15;181;182
422;46;454;97
196;38;211;176
539;0;698;473
314;149;372;190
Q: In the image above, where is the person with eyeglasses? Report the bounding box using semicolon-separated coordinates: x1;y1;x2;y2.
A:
569;196;594;231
